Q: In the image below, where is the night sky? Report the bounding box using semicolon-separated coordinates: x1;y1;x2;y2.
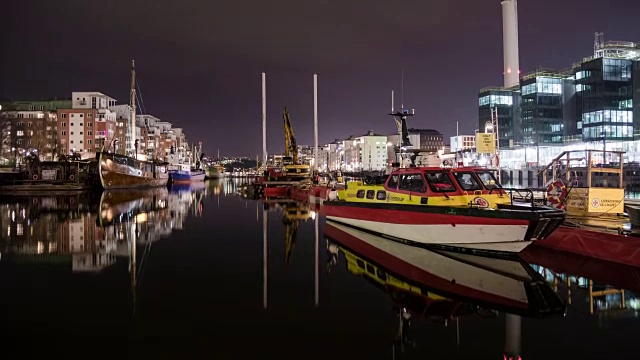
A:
3;0;640;156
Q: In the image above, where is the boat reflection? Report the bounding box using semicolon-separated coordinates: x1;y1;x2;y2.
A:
0;186;205;273
324;220;566;357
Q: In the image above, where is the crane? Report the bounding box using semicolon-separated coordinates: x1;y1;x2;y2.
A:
282;107;311;181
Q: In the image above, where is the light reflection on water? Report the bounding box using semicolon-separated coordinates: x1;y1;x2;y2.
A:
0;179;637;358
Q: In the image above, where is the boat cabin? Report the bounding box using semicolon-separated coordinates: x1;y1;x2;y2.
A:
341;167;511;208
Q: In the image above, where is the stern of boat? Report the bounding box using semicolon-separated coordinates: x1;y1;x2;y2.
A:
523;206;566;241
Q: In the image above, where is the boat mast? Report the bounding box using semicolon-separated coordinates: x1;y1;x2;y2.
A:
389;88;414;167
130;60;136;157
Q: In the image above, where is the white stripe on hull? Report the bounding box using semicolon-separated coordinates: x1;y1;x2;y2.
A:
326;216;531;253
332;222;531;304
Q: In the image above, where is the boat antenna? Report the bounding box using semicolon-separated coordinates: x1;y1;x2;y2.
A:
401;69;404;110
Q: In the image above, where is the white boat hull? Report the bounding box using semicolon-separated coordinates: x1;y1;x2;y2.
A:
326;216;532;253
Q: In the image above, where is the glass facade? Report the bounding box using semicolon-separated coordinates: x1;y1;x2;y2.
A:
520;76;564;145
578;58;635;142
478;56;639;148
478;89;517;149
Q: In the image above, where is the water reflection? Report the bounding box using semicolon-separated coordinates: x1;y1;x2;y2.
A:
0;183;209;273
0;183;638;357
261;197;321;309
324;220;566;357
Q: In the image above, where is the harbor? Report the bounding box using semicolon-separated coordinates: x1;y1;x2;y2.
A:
3;0;640;357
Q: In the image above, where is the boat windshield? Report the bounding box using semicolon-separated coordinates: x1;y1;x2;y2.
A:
453;172;483;191
424;172;457;192
475;171;501;189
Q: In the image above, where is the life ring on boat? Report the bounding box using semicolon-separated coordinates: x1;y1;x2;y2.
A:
33;174;38;180
69;174;75;181
490;155;500;168
546;180;567;209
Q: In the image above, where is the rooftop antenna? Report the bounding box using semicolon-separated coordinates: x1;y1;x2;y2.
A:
594;32;604;56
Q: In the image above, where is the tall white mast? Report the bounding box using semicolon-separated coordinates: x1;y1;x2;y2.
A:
262;73;267;165
130;60;136;156
313;74;318;172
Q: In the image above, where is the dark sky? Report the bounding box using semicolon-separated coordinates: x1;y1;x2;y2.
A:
3;0;640;156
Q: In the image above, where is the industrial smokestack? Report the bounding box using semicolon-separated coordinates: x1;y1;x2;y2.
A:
501;0;520;88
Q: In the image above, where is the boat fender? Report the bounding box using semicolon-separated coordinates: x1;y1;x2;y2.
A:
69;174;75;181
546;180;567;209
33;174;38;180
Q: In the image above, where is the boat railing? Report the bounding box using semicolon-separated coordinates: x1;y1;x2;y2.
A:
498;187;544;208
538;149;625;189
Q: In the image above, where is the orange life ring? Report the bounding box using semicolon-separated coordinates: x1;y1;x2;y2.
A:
69;174;75;181
547;180;567;209
33;174;38;180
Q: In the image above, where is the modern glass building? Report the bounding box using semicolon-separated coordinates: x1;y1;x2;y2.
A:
478;39;640;149
478;87;519;148
520;72;565;145
577;57;634;142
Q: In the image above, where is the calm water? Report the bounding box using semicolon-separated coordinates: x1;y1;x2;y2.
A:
1;179;638;359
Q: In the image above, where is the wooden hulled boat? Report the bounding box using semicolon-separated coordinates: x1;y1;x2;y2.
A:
323;167;565;253
325;220;566;318
98;60;168;190
98;151;168;189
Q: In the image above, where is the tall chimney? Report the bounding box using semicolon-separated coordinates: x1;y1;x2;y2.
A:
501;0;520;88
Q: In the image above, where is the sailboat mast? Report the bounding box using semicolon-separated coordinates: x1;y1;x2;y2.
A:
130;60;137;157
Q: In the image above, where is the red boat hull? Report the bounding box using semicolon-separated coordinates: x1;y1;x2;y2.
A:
322;201;565;253
533;225;640;267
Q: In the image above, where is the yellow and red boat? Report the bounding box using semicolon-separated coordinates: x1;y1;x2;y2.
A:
323;166;565;253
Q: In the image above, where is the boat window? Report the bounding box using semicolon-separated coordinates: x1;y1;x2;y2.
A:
366;190;375;199
476;171;501;189
356;259;365;269
424;172;457;192
376;269;387;281
453;172;483;191
366;264;375;275
356;190;365;198
399;173;426;192
387;174;399;189
376;190;386;200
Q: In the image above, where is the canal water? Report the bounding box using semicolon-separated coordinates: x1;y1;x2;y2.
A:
0;179;638;359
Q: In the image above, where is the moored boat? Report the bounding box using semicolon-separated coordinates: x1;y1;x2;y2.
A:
323;166;565;253
206;164;226;179
532;149;640;266
191;169;205;181
625;204;640;227
98;151;169;189
168;163;192;184
98;60;169;190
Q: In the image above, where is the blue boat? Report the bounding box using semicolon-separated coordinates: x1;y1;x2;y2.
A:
168;164;192;184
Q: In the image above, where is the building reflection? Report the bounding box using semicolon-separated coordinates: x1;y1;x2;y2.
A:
521;245;640;316
0;183;207;273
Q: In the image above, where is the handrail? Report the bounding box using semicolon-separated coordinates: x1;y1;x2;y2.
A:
537;151;570;177
501;187;537;207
